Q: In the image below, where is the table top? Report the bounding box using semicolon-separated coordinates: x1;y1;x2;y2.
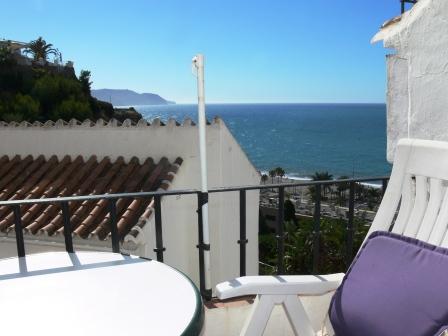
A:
0;251;203;336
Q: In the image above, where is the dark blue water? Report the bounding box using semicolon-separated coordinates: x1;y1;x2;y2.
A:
135;103;391;179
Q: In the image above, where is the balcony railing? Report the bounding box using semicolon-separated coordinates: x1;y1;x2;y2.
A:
0;175;389;300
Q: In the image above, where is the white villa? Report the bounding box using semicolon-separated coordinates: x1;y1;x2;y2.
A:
0;117;260;289
0;39;73;67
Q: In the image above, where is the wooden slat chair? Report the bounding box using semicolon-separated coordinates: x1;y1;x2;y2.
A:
216;138;448;336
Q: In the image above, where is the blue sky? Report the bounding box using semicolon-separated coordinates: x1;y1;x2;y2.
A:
2;0;402;103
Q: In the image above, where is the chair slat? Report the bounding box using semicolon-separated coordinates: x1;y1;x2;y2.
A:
403;176;429;238
392;174;415;235
416;178;445;242
428;187;448;246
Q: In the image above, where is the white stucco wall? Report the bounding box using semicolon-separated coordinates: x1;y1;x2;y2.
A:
0;118;260;289
123;120;260;289
373;0;448;161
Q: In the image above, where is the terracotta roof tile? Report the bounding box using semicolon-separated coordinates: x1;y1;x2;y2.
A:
39;157;111;236
116;157;170;237
0;155;20;182
0;155;33;191
0;155;182;241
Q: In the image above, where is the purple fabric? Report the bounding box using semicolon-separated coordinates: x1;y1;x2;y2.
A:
329;231;448;336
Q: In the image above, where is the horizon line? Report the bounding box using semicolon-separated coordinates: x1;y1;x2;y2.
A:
133;101;387;105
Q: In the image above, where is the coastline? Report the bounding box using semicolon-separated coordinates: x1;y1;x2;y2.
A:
260;171;383;188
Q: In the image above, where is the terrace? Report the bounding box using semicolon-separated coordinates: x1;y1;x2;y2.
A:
1;0;444;334
0;175;389;335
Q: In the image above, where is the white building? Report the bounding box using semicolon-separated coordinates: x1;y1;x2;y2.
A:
0;117;260;289
372;0;448;162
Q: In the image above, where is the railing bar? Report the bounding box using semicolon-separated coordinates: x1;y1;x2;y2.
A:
208;176;391;193
346;182;355;267
238;190;247;276
61;202;74;253
108;199;120;253
153;195;165;262
0;189;199;206
13;205;25;258
196;192;211;300
276;187;285;274
0;176;390;206
312;185;321;274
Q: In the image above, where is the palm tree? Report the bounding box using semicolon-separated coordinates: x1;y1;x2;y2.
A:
24;37;59;61
309;171;333;199
275;167;286;183
336;175;350;206
269;169;276;184
261;174;268;184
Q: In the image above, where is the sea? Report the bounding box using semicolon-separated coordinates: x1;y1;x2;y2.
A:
134;103;391;180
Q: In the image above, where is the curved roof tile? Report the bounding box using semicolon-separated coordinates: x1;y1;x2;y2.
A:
0;154;182;241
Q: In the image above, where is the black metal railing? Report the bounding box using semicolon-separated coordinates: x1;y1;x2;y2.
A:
0;175;389;300
401;0;418;13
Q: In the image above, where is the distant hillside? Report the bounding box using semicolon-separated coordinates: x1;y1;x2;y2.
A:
92;89;174;106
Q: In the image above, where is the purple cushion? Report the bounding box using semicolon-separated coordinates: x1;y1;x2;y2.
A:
329;231;448;336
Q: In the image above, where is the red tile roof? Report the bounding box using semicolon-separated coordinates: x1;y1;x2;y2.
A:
0;155;182;240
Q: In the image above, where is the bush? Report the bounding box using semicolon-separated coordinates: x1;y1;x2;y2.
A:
51;97;92;121
0;93;40;122
30;74;86;117
259;216;370;275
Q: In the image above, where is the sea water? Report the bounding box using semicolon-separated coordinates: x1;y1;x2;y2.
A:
135;103;391;179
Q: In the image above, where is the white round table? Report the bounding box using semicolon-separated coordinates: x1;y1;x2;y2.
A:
0;252;204;336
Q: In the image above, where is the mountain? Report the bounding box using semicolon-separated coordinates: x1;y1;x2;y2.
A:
91;89;174;106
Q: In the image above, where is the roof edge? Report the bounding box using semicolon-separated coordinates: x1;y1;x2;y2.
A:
371;0;430;45
0;116;223;129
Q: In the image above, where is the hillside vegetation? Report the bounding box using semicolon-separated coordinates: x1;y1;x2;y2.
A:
0;38;114;123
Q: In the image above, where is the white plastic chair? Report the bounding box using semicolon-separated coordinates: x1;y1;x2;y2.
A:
216;138;448;336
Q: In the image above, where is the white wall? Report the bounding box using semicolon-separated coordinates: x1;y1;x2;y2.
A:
373;0;448;161
114;119;260;289
0;118;260;289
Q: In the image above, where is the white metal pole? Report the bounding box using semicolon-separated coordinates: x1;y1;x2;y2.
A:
192;54;211;294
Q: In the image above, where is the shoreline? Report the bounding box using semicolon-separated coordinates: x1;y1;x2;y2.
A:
260;171;383;188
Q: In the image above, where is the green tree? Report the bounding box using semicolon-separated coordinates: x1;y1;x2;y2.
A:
259;215;371;275
284;199;297;225
79;70;92;95
0;93;39;122
52;97;92;121
24;37;59;61
31;73;91;120
0;40;14;65
0;38;115;122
